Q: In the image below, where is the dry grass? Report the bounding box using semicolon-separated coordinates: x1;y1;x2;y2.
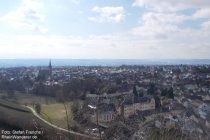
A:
41;102;74;129
0;92;56;105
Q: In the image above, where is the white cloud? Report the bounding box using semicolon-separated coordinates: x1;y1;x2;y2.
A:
130;12;190;39
130;0;210;47
70;0;80;5
0;34;147;59
0;1;210;59
0;0;47;33
132;0;188;12
132;0;210;12
89;6;126;23
193;8;210;18
202;20;210;29
129;0;210;59
142;12;189;24
0;31;210;59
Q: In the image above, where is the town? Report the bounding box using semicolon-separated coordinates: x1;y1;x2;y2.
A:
0;62;210;140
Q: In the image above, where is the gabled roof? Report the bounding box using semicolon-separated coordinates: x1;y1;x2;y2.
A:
98;103;116;112
134;96;151;103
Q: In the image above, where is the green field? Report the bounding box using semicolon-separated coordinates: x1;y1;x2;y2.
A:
41;102;74;129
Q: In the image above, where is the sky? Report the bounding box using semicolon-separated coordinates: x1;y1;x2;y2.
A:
0;0;210;59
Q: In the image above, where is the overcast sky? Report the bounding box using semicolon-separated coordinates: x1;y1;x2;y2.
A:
0;0;210;59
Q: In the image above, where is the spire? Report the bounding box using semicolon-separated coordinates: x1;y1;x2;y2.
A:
49;59;52;79
49;59;52;69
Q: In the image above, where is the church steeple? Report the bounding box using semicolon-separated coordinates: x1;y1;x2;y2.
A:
49;59;52;79
49;59;52;68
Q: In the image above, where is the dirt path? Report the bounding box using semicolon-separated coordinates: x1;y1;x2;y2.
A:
25;106;99;140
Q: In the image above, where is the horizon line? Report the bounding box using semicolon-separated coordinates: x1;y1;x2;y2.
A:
1;58;210;60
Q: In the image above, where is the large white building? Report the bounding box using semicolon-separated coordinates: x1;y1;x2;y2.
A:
90;103;116;123
119;97;155;118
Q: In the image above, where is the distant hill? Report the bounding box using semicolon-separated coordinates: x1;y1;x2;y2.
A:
0;59;210;67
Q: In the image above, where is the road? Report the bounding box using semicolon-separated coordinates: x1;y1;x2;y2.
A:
25;106;99;140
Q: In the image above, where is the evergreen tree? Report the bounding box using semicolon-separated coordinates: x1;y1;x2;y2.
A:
161;88;167;96
154;96;161;109
133;85;138;97
148;83;155;95
168;87;174;99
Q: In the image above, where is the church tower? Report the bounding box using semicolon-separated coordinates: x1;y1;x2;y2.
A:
49;59;52;79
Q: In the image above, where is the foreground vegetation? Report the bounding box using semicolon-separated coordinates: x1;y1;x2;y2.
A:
0;99;65;139
0;98;97;140
146;128;189;140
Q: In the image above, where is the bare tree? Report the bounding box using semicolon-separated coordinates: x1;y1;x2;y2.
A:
35;103;41;114
63;102;71;140
95;86;108;140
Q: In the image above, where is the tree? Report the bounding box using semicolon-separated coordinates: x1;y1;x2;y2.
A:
94;80;108;140
148;83;156;95
161;88;167;96
35;104;41;114
63;102;71;139
133;86;138;97
139;91;144;97
154;96;161;109
32;82;46;96
55;90;65;102
71;100;79;114
105;121;132;140
167;87;174;99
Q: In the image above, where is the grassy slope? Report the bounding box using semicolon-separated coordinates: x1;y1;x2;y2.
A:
0;95;94;140
0;92;73;129
0;92;56;105
0;99;46;129
0;99;72;139
146;128;188;140
0;99;29;112
41;102;74;129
